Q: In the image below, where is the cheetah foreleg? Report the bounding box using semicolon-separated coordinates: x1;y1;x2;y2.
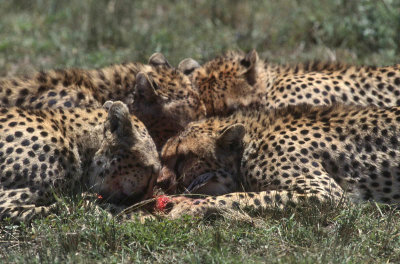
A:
167;188;344;219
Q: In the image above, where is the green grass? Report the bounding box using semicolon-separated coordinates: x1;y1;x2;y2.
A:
0;0;399;77
2;200;400;263
1;0;400;263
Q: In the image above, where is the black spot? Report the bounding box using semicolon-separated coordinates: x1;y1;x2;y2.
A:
300;158;309;164
15;97;24;105
48;91;57;97
77;92;85;100
383;188;391;193
43;145;51;152
300;130;309;135
19;89;29;96
390;136;398;146
313;133;321;138
8;122;17;127
21;139;30;146
38;154;46;162
287;146;295;152
49;156;56;164
59;90;67;97
63;80;70;87
48;99;57;107
313;170;322;176
6;147;13;154
4;170;12;178
41;163;48;171
300;148;308;155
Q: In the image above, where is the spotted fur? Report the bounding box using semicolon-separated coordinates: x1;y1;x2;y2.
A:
0;53;206;149
179;50;400;116
0;62;147;109
0;101;159;222
158;103;400;218
132;65;206;149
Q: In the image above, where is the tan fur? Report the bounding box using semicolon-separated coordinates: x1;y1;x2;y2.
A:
0;101;159;222
132;66;206;149
157;103;400;218
0;54;207;150
181;50;400;116
0;63;148;109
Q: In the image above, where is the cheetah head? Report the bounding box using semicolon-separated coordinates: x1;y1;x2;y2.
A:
157;119;245;195
131;54;206;150
88;101;160;205
179;50;260;116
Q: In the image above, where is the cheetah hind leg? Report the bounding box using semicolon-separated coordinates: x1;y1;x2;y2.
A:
0;188;59;223
167;187;346;219
0;188;132;223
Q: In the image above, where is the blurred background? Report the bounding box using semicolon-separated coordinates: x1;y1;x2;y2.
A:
0;0;399;76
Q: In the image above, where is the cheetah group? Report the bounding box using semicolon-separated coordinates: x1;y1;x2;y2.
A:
1;49;400;222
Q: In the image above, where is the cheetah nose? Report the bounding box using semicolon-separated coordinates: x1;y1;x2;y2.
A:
156;166;177;194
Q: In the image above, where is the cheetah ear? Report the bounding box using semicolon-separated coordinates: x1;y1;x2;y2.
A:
178;58;200;75
217;124;246;152
106;101;136;142
135;72;158;102
102;100;114;111
240;49;258;85
148;53;172;68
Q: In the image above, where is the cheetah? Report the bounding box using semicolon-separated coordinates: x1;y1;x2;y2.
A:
0;101;159;222
178;50;400;116
132;64;206;149
0;53;205;149
157;103;400;218
0;56;154;109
